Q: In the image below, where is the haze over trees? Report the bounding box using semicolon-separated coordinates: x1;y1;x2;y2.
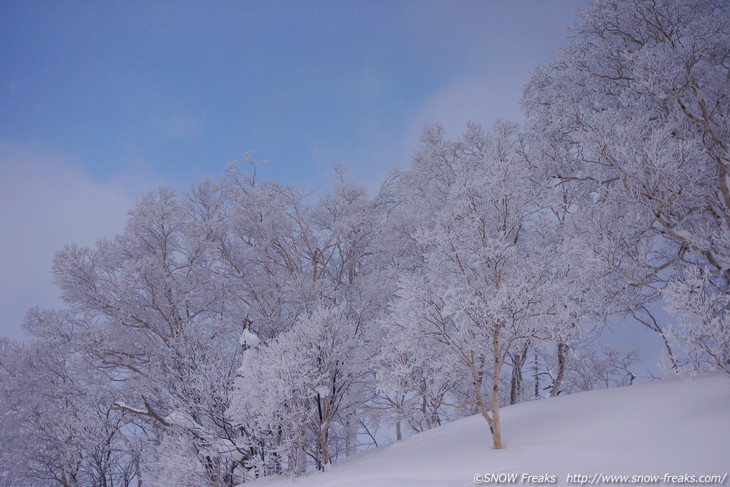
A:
1;0;727;485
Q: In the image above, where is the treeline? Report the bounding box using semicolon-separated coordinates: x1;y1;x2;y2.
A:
1;0;727;485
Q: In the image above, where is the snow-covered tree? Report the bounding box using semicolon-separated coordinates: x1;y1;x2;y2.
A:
381;122;573;449
376;311;468;440
663;267;729;374
51;187;245;486
230;304;371;475
0;311;140;487
523;0;730;376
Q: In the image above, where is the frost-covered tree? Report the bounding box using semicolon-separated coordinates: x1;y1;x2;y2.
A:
309;168;387;455
51;187;245;486
214;162;382;472
208;161;325;339
663;268;729;374
228;327;310;479
375;319;462;440
146;432;211;487
523;0;730;375
230;304;371;475
381;122;573;449
0;311;140;487
558;344;639;393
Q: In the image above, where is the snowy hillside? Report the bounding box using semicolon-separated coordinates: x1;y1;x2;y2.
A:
252;374;729;487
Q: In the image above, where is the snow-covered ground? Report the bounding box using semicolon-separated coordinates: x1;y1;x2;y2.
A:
251;374;729;486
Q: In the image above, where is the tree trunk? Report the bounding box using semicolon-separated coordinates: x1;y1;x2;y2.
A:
296;435;305;475
491;398;503;450
533;350;540;399
135;455;143;487
471;359;499;449
345;416;357;457
319;428;330;470
551;342;567;397
316;393;331;469
510;360;521;405
421;394;428;428
491;330;503;449
509;345;529;405
468;329;503;449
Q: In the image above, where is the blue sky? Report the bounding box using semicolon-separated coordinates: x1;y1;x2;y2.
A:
0;1;591;340
2;1;587;188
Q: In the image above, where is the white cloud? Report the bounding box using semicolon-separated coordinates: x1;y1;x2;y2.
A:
395;0;585;147
406;71;526;141
0;143;152;339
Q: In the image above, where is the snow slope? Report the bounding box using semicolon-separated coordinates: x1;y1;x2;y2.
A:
251;374;729;486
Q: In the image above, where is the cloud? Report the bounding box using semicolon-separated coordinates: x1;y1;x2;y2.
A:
406;71;526;141
0;143;150;339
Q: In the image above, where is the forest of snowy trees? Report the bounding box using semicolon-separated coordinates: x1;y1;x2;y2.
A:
1;0;728;485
